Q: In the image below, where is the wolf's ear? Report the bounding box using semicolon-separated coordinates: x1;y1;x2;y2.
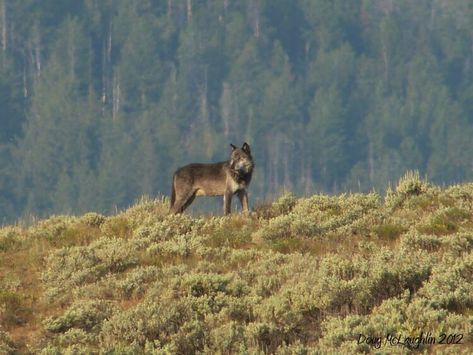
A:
230;144;237;151
242;142;251;154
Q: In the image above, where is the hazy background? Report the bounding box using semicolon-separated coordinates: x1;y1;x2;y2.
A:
1;0;473;222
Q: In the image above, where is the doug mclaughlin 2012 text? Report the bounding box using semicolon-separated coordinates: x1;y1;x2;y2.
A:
357;332;463;349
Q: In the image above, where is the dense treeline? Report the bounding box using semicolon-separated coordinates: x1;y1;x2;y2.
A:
1;0;473;221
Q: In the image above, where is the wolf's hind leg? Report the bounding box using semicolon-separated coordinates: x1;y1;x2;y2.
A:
171;197;186;214
180;192;196;212
171;189;197;214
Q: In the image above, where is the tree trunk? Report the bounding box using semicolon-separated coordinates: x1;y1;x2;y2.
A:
167;0;173;17
68;29;75;82
220;82;232;138
382;42;388;82
112;69;120;122
248;0;260;38
200;66;208;122
368;140;374;184
107;21;112;63
23;67;28;98
305;160;313;195
102;21;112;114
101;40;107;114
283;148;290;189
187;0;192;23
1;0;6;52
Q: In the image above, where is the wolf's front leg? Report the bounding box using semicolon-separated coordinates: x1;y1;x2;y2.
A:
224;190;232;215
237;190;249;212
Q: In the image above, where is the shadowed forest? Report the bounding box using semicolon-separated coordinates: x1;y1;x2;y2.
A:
1;0;473;222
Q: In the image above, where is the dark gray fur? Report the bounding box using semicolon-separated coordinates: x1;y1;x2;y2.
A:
170;143;254;215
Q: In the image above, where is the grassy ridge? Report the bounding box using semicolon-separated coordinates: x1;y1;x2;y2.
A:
1;172;472;354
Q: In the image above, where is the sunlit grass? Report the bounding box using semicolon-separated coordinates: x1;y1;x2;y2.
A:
1;177;473;353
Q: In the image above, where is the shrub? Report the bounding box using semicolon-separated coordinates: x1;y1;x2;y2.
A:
208;321;248;354
100;343;144;355
117;266;160;299
100;216;133;239
180;273;248;298
0;330;15;354
79;212;106;227
42;237;139;302
43;299;117;333
419;253;473;311
118;196;170;226
247;321;283;354
440;233;473;256
255;193;381;241
399;232;442;253
417;207;471;236
0;289;31;327
0;227;22;252
29;214;103;247
255;193;298;219
319;294;472;353
146;233;205;260
2;181;473;353
30;215;79;240
132;214;204;243
100;299;193;348
275;340;318;355
56;328;97;348
40;343;99;355
373;223;406;240
386;170;430;208
395;170;429;197
201;215;256;249
444;183;473;210
168;319;207;354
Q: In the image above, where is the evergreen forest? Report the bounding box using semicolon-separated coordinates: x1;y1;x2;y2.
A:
1;0;473;222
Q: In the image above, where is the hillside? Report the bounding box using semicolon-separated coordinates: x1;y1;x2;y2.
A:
1;172;472;354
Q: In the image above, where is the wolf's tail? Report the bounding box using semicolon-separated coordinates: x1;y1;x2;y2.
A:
170;175;176;208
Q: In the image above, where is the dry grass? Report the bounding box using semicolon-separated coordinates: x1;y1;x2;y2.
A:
1;176;473;353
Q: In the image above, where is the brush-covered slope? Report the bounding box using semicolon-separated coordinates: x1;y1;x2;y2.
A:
1;172;472;354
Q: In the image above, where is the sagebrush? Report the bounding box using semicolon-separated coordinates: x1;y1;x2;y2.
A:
1;174;473;353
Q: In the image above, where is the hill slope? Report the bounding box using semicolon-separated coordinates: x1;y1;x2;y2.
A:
1;172;472;353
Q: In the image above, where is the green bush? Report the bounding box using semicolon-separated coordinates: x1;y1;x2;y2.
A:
399;232;442;252
44;299;117;333
419;253;473;312
386;170;431;208
0;227;22;252
79;212;106;227
440;233;473;256
42;237;139;302
255;192;298;219
319;294;472;353
255;193;381;241
417;207;471;235
56;328;97;347
374;223;406;240
208;321;248;354
100;299;193;348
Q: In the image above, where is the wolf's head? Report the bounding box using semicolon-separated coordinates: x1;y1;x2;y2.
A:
229;142;254;176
